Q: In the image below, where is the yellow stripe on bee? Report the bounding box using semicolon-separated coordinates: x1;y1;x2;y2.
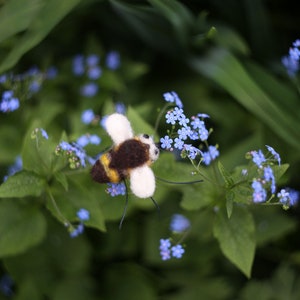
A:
100;153;120;183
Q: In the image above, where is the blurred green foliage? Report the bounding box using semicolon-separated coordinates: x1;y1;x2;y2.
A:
1;0;300;299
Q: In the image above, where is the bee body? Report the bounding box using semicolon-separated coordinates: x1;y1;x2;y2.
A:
91;131;159;198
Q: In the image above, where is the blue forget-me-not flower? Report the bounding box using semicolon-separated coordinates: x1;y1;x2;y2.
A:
249;145;298;208
106;183;126;197
0;90;20;113
106;51;121;70
159;214;191;261
161;91;219;164
170;214;191;232
70;208;90;238
282;39;300;77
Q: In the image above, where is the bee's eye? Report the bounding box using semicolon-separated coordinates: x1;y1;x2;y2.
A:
143;134;149;139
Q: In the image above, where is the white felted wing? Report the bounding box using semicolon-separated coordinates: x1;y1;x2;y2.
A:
130;165;156;198
105;113;134;144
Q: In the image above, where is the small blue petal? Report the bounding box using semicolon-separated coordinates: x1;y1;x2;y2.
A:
40;128;49;140
46;66;58;79
251;150;266;167
89;134;101;145
70;223;85;238
81;109;95;124
171;244;185;259
170;214;190;232
160;250;171;260
286;188;299;206
106;51;121;70
87;66;102;80
277;189;290;205
115;102;126;114
174;138;184;150
263;166;276;194
160;136;173;149
77;135;89;147
77;208;90;221
252;180;267;203
80;82;98;97
86;54;100;66
72;55;85;76
159;238;171;250
163;91;183;108
265;145;281;165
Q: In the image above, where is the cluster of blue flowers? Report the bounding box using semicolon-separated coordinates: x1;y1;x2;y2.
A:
70;208;90;238
0;66;57;113
73;54;100;97
282;39;300;77
76;134;101;148
163;91;183;108
160;239;185;260
248;145;299;208
159;214;190;261
72;51;120;98
106;183;126;197
56;133;101;169
160;91;219;164
0;90;19;113
29;129;92;237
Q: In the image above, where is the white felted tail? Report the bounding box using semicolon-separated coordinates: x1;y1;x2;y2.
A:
130;165;156;198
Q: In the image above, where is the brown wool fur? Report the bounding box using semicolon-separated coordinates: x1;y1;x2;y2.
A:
90;159;111;183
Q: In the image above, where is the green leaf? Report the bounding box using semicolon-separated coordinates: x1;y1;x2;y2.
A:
152;152;212;210
14;278;41;300
245;61;300;113
190;49;300;150
110;0;182;56
180;183;214;211
21;123;57;176
253;206;297;246
29;99;65;128
0;0;45;43
52;276;96;300
0;125;22;163
0;170;45;198
4;217;92;297
273;163;289;181
149;0;194;46
213;205;255;278
127;106;157;137
0;200;46;257
48;176;106;232
54;171;69;191
239;264;300;300
0;0;81;73
226;191;234;218
104;264;156;300
218;161;234;187
122;60;149;81
214;27;250;55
